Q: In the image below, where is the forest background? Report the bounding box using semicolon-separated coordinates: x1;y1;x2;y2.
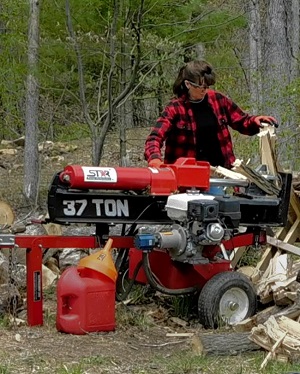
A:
0;0;300;209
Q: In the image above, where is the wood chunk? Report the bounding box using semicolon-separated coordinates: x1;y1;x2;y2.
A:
267;236;300;256
277;316;300;339
233;317;256;332
256;305;284;325
290;190;300;219
255;246;279;274
258;128;278;177
274;296;300;321
232;159;280;195
0;201;15;225
211;165;248;180
259;294;274;305
237;265;256;279
43;222;62;236
273;290;296;306
196;332;261;356
230;247;247;268
260;331;287;369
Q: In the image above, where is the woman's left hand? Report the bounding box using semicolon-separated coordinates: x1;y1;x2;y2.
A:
254;115;279;128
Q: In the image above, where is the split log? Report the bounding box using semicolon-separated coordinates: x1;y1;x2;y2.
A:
250;315;300;357
256;305;285;325
0;201;15;226
274;294;300;320
255;245;279;275
210;166;247;180
233;305;284;332
232;159;280;196
267;236;300;257
260;331;287;369
274;290;297;306
258;128;278;177
42;222;62;236
256;252;283;303
230;248;247;268
194;332;261;356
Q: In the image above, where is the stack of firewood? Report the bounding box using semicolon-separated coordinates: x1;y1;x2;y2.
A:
233;252;300;367
222;185;300;365
209;127;300;367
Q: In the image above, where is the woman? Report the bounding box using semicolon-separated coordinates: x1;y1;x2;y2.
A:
144;60;277;169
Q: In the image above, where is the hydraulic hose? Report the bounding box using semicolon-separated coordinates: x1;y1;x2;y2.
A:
142;252;198;295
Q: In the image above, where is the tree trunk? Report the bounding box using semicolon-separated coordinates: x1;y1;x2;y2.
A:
119;0;131;166
289;0;300;79
262;0;299;167
247;0;262;114
23;0;40;205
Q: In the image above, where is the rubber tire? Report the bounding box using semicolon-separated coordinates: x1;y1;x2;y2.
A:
198;271;257;329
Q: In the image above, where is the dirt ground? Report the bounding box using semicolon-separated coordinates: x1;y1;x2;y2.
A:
0;318;193;374
0;294;207;374
0;293;268;374
1;293;299;374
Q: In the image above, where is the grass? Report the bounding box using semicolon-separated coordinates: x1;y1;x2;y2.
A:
235;246;263;268
131;351;300;374
170;294;199;320
0;315;11;328
57;364;85;374
0;365;10;374
116;302;153;329
1;304;300;374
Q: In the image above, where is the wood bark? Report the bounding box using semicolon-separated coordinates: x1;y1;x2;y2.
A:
23;0;40;204
262;0;299;165
194;332;261;356
247;0;263;113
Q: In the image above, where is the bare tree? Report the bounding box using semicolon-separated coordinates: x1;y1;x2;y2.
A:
265;1;299;164
23;0;40;205
289;0;300;79
247;0;300;166
247;0;263;113
65;0;143;166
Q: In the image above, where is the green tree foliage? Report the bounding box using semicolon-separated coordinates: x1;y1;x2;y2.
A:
0;1;28;138
1;0;298;166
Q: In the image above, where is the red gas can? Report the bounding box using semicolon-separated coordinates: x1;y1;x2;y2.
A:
56;266;116;335
56;239;117;335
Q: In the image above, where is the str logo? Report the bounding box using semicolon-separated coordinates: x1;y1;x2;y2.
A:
88;170;110;178
82;167;117;183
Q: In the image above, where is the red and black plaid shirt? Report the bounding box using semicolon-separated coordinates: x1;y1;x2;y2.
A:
144;89;261;169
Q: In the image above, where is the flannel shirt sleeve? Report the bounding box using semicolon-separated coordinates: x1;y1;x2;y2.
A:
144;102;176;162
223;95;261;136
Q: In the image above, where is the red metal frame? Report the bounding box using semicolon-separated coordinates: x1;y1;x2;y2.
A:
129;231;265;290
0;230;265;327
2;235;134;327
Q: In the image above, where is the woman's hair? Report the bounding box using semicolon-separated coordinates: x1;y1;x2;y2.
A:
173;60;216;97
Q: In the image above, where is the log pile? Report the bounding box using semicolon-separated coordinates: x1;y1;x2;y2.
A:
211;127;300;367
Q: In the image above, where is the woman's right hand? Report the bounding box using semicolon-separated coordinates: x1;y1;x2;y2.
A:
254;115;279;128
148;159;163;168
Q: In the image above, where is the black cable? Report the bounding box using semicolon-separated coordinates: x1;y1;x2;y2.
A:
124;201;158;235
116;260;143;301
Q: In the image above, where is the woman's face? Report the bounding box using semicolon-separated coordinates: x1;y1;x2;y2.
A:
184;80;209;100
